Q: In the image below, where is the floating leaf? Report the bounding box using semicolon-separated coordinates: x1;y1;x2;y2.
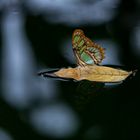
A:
54;65;133;83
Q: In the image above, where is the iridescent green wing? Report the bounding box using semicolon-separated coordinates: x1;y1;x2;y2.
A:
72;29;105;66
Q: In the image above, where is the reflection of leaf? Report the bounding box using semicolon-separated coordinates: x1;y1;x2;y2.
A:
72;80;104;111
54;65;132;83
77;80;104;94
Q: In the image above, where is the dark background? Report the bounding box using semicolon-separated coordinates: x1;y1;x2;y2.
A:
0;0;140;140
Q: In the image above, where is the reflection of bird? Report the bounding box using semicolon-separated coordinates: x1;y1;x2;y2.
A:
38;29;134;83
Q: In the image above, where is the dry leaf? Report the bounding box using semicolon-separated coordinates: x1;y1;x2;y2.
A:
54;65;132;83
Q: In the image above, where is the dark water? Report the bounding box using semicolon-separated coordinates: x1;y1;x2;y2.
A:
0;1;140;140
